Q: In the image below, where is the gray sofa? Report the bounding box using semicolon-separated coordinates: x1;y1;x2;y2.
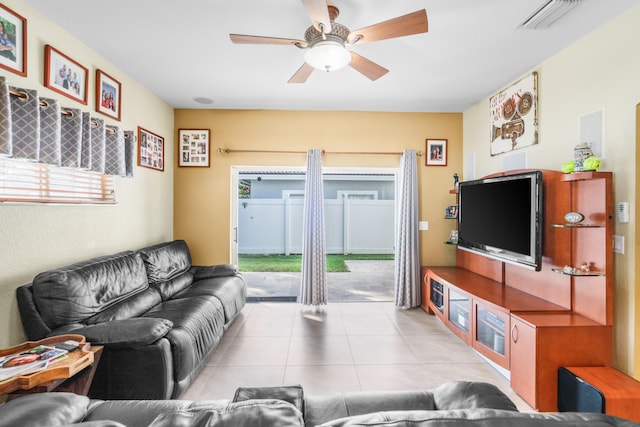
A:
15;240;246;400
0;382;636;427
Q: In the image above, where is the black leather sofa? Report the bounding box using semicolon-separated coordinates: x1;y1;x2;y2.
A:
0;382;635;427
15;240;246;400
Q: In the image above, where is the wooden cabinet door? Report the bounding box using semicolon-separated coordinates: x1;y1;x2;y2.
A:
509;316;537;408
473;303;509;369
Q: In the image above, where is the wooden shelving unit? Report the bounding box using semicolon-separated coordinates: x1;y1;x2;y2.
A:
422;170;614;412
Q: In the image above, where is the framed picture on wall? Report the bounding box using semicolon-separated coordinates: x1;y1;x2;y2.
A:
43;45;88;105
0;3;27;77
95;69;121;121
426;138;447;166
178;129;210;167
138;127;164;171
489;71;538;156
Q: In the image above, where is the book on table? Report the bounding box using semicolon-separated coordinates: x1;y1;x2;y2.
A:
0;345;68;382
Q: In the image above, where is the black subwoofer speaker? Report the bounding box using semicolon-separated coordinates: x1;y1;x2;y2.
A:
558;367;605;413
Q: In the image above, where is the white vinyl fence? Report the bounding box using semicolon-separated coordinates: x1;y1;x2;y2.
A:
238;197;395;255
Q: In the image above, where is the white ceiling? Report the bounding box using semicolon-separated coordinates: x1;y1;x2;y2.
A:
24;0;640;112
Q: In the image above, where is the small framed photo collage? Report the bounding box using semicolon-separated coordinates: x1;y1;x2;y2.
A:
179;129;210;167
138;127;164;171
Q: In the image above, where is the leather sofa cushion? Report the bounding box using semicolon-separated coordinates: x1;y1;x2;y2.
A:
433;381;518;411
192;264;239;280
143;297;225;383
68;317;173;347
138;240;193;299
174;274;246;324
85;287;162;325
83;399;204;427
305;390;436;427
0;392;90;427
316;409;632;427
148;400;304;427
32;251;149;328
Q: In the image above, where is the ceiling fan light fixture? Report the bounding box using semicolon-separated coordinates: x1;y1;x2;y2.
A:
304;40;351;72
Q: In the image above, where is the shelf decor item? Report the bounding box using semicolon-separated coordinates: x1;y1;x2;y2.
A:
564;211;584;224
0;4;27;77
95;70;121;121
44;45;88;105
426;138;447;166
178;129;210;167
573;143;594;172
137;127;164;171
445;204;458;219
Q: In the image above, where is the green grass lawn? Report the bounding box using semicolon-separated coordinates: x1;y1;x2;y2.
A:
238;254;394;272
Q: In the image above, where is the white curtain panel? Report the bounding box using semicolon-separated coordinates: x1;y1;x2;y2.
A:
394;150;421;308
300;148;328;307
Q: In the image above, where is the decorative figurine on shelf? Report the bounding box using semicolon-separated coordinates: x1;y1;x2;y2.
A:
453;173;459;190
573;142;594;172
580;262;591;273
447;230;458;244
583;156;601;171
561;160;575;174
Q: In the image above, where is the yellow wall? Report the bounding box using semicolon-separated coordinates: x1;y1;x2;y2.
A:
464;4;640;376
174;109;462;269
0;0;174;347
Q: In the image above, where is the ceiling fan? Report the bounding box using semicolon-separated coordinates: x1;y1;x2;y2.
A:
229;0;428;83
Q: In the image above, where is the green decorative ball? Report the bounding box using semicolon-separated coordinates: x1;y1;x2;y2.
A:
561;160;575;174
583;156;601;171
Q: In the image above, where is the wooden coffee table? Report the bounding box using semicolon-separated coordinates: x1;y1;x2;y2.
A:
0;334;102;397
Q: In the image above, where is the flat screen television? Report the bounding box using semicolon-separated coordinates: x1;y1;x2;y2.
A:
457;170;543;271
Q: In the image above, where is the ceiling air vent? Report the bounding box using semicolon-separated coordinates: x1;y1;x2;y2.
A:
518;0;581;29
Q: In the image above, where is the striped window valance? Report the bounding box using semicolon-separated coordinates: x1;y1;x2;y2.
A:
0;76;136;204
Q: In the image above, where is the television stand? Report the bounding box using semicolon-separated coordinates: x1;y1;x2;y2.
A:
422;170;614;411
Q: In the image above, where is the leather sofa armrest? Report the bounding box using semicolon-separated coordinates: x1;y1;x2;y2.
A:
67;318;173;348
0;392;91;427
433;381;518;411
191;264;240;280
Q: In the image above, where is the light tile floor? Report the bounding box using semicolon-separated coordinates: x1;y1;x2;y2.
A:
181;301;534;412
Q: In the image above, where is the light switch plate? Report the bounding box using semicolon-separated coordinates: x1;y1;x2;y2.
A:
613;235;624;254
419;221;429;231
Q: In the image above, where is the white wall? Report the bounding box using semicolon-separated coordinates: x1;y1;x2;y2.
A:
0;0;174;347
463;4;640;374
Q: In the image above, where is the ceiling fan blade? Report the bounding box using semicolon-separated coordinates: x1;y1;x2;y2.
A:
288;63;315;84
300;0;332;33
230;34;306;47
349;52;388;81
348;9;428;45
